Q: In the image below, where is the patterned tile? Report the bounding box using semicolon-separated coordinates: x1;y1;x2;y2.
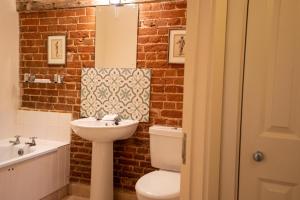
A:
80;68;151;122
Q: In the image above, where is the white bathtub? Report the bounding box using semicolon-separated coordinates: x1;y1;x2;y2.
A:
0;137;70;200
0;137;68;168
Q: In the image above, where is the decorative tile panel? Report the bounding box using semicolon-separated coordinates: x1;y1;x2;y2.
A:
81;68;151;122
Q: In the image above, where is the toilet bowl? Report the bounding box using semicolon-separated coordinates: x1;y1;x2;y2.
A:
136;170;180;200
135;126;182;200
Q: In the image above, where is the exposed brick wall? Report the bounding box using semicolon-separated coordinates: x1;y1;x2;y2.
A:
19;0;186;191
16;0;173;12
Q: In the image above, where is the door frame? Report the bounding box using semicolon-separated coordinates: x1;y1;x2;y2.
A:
181;0;228;199
219;0;249;200
181;0;250;199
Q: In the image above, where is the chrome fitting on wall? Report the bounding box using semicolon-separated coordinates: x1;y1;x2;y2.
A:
24;73;36;83
53;74;64;84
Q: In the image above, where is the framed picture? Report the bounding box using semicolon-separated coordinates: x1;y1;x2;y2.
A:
48;35;66;65
168;29;186;64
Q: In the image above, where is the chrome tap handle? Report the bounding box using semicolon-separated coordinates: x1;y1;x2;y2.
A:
26;137;37;146
30;136;37;143
9;135;21;145
15;135;21;142
95;112;102;120
114;116;121;125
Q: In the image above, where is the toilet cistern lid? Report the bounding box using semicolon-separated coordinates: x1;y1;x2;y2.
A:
135;170;180;199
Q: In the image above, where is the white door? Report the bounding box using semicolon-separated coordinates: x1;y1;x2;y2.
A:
239;0;300;199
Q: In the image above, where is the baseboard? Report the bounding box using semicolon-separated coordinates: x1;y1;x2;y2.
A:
114;188;137;200
69;183;137;200
41;185;69;200
69;183;90;198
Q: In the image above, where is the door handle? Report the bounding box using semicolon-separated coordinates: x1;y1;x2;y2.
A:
253;151;264;162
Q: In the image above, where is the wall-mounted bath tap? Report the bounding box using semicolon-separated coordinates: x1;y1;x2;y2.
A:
9;135;21;145
25;136;37;147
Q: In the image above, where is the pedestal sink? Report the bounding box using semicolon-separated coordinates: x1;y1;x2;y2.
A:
70;117;139;200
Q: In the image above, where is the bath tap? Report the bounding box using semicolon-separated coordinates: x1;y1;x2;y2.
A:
9;135;21;145
25;137;37;147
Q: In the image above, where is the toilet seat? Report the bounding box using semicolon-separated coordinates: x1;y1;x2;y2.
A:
135;170;180;199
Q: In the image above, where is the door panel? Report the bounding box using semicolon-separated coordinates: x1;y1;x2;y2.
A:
239;0;300;199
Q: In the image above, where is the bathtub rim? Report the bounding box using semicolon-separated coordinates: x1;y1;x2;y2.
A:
0;137;69;169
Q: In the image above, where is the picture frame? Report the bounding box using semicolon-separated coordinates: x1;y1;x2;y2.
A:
48;35;66;65
168;29;186;64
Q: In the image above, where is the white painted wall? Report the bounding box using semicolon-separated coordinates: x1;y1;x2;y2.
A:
0;1;19;139
16;110;72;143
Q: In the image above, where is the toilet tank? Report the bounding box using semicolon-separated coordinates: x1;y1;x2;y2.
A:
149;125;183;172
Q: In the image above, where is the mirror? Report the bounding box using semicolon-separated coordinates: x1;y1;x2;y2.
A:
95;5;138;68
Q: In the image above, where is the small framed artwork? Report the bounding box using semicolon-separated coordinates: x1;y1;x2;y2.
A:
48;35;66;65
168;29;186;64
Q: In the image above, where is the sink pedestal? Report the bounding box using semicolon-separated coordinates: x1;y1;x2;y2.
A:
90;142;113;200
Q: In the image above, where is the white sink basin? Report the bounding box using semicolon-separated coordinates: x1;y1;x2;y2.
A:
70;117;139;142
70;117;139;200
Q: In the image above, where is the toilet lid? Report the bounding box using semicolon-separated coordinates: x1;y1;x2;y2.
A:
135;170;180;199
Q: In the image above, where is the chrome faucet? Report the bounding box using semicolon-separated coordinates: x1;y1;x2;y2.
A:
95;112;102;121
114;116;121;125
25;137;37;147
9;135;21;145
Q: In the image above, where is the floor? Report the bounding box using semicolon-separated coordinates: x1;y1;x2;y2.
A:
63;183;137;200
62;196;89;200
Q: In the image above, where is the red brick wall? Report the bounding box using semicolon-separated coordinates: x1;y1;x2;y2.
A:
19;0;186;191
16;0;162;12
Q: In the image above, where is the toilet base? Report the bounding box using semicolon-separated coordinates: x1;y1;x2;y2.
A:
137;193;179;200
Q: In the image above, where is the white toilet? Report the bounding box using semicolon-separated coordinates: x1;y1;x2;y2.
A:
135;125;183;200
